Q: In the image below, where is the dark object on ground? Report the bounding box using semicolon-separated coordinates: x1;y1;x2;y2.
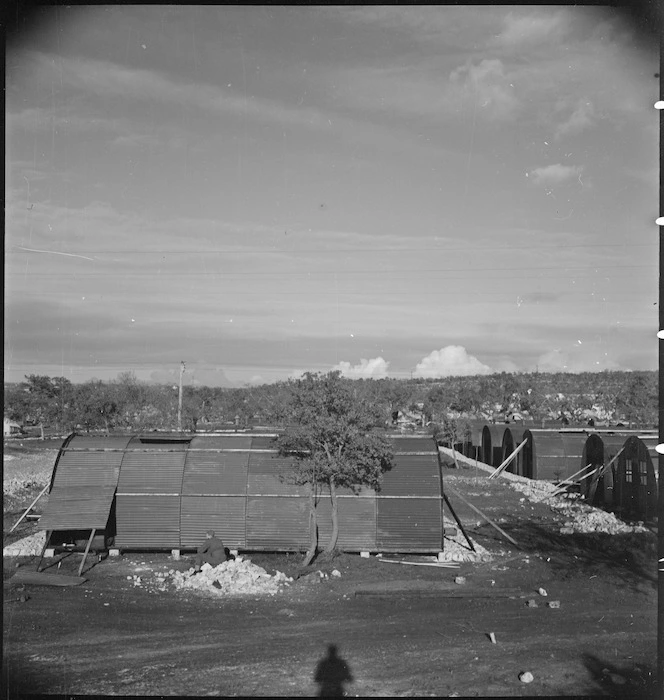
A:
11;570;87;587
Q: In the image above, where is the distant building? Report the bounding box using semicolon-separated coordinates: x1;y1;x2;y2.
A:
3;417;23;437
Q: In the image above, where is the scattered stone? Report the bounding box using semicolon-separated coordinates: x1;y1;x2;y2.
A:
538;587;548;597
608;673;626;686
548;600;561;609
519;671;534;684
526;599;538;608
560;527;574;535
454;576;466;585
331;569;341;577
488;632;497;644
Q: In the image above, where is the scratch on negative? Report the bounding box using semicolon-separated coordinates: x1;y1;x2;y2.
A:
14;246;95;261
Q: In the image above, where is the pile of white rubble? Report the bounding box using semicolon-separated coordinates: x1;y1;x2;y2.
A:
168;556;294;596
439;517;494;562
548;498;649;535
3;531;47;556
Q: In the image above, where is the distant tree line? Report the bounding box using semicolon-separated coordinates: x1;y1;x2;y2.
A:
3;369;658;437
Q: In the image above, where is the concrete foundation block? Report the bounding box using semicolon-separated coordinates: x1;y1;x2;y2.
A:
360;551;370;558
109;548;121;557
171;549;181;560
44;548;55;558
230;549;239;557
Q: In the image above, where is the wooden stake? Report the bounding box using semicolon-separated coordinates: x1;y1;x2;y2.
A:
445;485;520;549
36;530;52;573
9;484;49;533
78;528;96;578
488;439;528;479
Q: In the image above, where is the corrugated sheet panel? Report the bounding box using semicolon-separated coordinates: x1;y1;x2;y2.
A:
39;487;117;531
114;495;181;548
188;435;252;450
376;498;442;551
117;451;186;494
39;450;124;531
379;454;441;497
246;496;311;549
182;450;249;495
248;450;296;474
48;451;124;489
180;496;246;548
391;436;438;453
316;496;376;551
247;473;310;496
250;435;279;450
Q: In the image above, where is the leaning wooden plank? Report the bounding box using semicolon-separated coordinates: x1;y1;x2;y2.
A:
488;439;528;479
78;528;96;577
12;570;87;586
445;485;520;549
378;559;460;568
443;492;476;552
587;447;625;504
9;485;49;533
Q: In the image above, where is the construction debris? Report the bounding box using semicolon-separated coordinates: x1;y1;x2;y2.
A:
3;531;47;556
168;557;293;596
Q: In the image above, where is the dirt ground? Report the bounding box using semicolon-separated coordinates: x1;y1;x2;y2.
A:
3;442;658;697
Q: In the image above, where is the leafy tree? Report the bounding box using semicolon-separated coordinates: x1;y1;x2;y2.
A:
276;371;394;565
74;381;119;433
22;375;74;437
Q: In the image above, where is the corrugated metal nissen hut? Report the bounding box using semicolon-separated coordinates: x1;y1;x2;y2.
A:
39;432;445;555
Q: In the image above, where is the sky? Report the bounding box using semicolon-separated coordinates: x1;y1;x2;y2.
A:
4;5;659;387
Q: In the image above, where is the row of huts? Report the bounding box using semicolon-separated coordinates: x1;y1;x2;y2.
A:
37;424;658;558
444;421;658;523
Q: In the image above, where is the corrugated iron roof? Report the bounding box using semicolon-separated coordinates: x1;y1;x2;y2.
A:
182;450;249;495
39;449;124;531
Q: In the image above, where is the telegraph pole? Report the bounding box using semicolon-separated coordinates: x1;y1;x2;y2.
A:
177;361;185;432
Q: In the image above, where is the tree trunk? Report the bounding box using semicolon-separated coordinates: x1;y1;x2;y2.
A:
324;479;339;554
301;489;318;567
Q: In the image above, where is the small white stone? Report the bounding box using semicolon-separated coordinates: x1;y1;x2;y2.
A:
519;671;534;683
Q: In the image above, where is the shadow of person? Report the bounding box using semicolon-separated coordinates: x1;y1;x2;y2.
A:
314;643;354;697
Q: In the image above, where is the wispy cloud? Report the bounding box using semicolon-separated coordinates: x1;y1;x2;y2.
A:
449;58;519;120
529;163;582;186
554;99;595;139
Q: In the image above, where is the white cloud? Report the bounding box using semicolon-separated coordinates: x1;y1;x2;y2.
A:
554;100;595;139
529;163;582;186
332;357;389;379
413;346;492;378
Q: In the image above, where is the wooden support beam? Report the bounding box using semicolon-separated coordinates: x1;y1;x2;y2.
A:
36;530;52;573
488;439;528;480
445;485;520;549
78;528;96;578
9;484;49;533
442;492;476;552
